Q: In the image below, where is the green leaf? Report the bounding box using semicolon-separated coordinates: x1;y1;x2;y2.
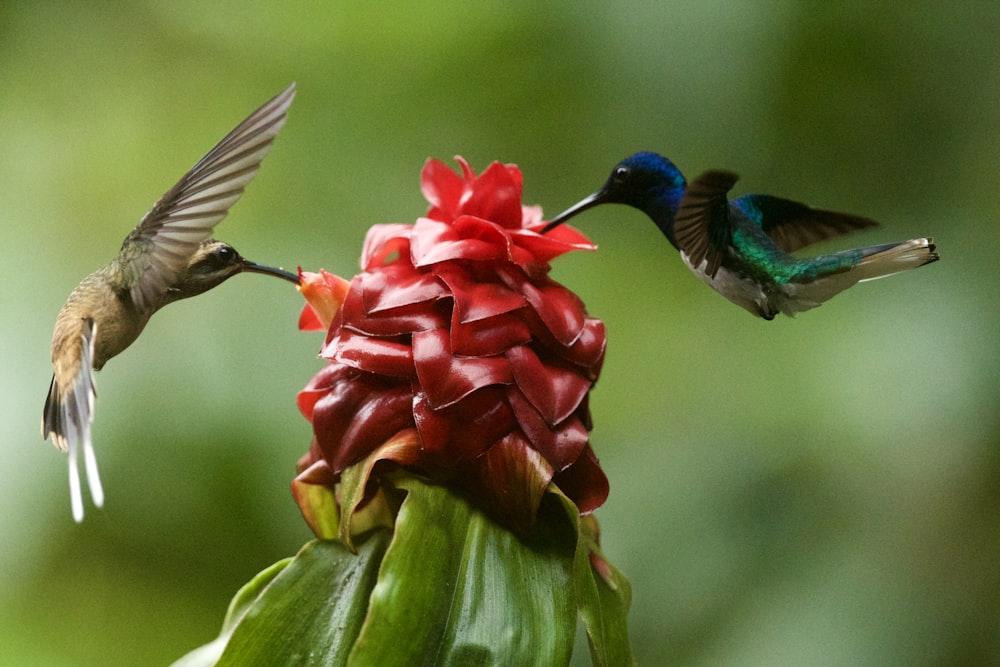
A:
347;475;579;666
291;464;341;540
175;533;390;667
573;518;634;667
220;535;390;666
544;486;634;666
175;473;633;666
337;430;422;550
171;557;293;667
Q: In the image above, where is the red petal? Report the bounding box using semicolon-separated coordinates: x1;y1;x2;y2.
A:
552;445;608;515
450;308;531;357
499;268;587;347
297;363;345;421
298;303;325;332
410;216;509;267
361;262;447;313
505;163;524;196
506;387;589;470
412;329;513;408
510;225;596;264
459;161;524;229
362;224;413;270
421;158;464;218
339;301;449;337
412;387;514;465
339;269;448;336
434;265;525;322
506;345;592;425
328;329;416;377
297;383;323;421
555;317;607;377
311;369;414;471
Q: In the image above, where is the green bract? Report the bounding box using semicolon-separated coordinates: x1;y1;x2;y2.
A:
174;474;632;666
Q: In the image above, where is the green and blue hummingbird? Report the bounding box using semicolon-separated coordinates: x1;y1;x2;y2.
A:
543;152;939;319
43;84;299;522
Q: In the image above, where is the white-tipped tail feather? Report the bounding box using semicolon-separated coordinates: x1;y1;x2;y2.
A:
853;237;938;282
43;319;104;522
781;238;938;317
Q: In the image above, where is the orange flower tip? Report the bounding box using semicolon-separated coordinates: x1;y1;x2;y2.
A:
298;268;351;330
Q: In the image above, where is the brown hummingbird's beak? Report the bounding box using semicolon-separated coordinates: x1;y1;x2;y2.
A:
541;189;609;233
241;260;300;285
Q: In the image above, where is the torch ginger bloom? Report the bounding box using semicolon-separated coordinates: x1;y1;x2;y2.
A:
295;157;609;534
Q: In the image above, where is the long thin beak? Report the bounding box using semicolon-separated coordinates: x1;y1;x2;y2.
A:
242;260;300;284
541;190;608;233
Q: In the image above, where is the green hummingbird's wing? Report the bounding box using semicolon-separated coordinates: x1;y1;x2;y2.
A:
674;169;739;279
731;194;879;254
122;83;296;312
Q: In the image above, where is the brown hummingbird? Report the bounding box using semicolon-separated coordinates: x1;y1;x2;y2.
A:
43;83;299;521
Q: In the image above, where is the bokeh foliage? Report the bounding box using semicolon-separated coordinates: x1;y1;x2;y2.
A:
2;2;998;665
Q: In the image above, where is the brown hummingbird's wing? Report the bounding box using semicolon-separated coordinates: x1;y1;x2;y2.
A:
674;170;739;279
731;194;879;253
122;83;296;312
42;318;103;522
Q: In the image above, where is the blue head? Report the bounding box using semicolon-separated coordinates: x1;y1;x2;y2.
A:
543;152;687;248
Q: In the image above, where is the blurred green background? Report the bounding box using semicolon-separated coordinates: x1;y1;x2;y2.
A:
2;2;997;665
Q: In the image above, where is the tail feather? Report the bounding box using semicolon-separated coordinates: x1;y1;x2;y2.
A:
42;319;103;522
779;238;938;316
853;237;938;282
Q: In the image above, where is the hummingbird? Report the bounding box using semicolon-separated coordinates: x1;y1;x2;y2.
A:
43;83;299;522
542;152;939;319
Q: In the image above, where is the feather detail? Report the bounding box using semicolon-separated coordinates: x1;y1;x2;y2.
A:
43;319;102;522
674;170;739;279
125;83;296;312
778;238;939;316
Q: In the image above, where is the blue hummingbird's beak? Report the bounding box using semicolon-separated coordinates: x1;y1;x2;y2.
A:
541;189;609;233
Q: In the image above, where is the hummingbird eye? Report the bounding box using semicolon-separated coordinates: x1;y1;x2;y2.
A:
213;245;238;265
612;166;630;183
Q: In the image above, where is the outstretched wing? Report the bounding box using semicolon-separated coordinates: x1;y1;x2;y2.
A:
674;170;739;279
122;83;296;311
732;194;878;254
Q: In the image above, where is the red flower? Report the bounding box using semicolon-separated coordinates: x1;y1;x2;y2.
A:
295;157;608;534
